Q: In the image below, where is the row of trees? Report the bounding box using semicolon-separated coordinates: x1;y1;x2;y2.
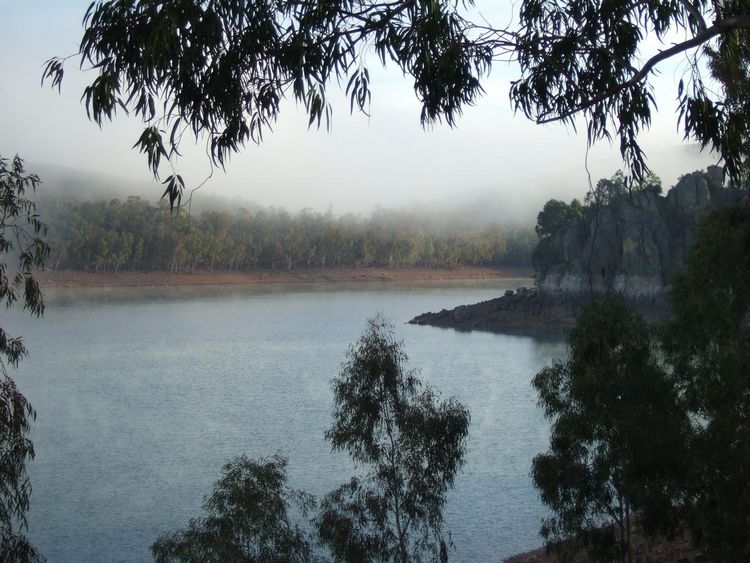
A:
532;204;750;562
39;197;534;273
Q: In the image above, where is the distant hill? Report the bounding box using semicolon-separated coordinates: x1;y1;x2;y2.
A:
29;161;265;216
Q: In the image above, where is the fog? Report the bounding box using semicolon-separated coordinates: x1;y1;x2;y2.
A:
33;140;717;230
1;1;720;222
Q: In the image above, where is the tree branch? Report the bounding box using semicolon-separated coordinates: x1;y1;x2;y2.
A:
537;15;750;125
679;0;708;32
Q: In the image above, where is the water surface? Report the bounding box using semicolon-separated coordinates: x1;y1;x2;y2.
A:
9;279;566;562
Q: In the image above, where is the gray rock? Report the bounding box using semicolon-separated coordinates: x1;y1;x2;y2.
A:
410;167;745;333
667;171;710;217
535;168;744;298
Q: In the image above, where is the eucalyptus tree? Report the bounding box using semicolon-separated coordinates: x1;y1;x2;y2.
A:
531;197;583;278
532;296;689;563
661;205;750;561
511;0;750;183
0;156;49;563
316;316;469;563
534;199;581;241
152;455;317;563
42;1;750;206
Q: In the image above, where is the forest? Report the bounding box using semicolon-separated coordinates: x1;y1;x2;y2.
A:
37;197;535;273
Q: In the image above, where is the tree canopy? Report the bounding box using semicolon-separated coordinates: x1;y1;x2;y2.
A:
511;0;750;182
317;316;469;563
44;1;750;205
661;204;750;560
534;199;582;240
532;295;689;562
151;455;317;563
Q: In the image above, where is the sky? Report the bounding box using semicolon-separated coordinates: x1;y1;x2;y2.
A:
0;0;719;220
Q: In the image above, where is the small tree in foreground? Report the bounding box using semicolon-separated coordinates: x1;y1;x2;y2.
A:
316;316;470;563
532;296;688;563
151;455;316;563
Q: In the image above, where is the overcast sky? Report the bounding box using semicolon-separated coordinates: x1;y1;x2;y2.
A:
0;0;718;218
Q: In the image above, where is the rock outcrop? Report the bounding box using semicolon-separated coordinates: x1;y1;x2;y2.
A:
410;286;670;332
538;167;742;297
410;167;747;332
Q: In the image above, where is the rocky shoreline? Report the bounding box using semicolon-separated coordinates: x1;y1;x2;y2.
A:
409;286;671;333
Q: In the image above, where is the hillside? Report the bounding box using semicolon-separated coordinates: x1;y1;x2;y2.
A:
411;166;748;331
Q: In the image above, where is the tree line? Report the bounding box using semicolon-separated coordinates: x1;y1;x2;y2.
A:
38;197;535;273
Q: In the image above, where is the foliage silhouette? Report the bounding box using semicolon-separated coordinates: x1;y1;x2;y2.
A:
43;1;750;203
662;204;750;561
532;295;689;563
316;316;469;563
0;155;49;563
151;455;317;563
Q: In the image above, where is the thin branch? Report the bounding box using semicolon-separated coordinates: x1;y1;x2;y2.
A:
537;15;750;125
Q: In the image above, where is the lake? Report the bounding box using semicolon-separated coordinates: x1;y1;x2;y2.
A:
8;279;566;562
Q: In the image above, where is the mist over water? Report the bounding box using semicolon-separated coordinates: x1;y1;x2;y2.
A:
12;281;564;563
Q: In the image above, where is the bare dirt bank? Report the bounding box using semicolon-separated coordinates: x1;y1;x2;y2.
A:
37;266;532;289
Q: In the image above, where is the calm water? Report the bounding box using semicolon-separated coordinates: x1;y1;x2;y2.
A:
7;279;566;562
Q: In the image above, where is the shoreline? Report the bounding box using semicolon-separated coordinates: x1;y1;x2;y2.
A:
37;266;533;289
409;287;672;334
504;528;699;562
